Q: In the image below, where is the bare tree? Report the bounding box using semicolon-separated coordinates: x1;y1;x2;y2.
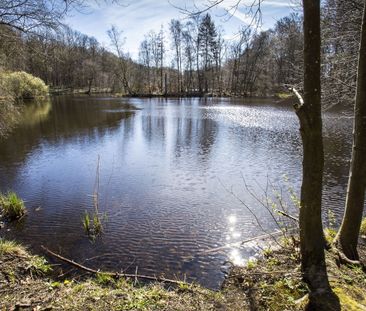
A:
335;0;366;261
170;19;183;93
293;0;339;308
107;25;134;95
0;0;79;33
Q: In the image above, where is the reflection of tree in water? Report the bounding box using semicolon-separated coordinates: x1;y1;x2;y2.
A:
322;117;354;222
0;96;135;167
18;99;52;126
173;102;219;167
141;115;166;145
198;117;218;156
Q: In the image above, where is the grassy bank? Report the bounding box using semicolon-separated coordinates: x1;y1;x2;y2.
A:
1;236;365;310
0;239;245;310
224;237;366;310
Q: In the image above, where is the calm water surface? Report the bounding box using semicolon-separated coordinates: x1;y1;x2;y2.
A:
0;96;353;288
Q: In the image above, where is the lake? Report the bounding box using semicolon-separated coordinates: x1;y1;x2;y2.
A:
0;96;354;288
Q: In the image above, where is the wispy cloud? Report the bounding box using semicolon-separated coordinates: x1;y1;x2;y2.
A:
66;0;294;59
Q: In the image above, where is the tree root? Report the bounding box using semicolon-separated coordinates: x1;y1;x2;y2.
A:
336;249;364;269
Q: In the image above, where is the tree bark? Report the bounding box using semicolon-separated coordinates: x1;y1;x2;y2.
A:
297;1;338;308
335;0;366;260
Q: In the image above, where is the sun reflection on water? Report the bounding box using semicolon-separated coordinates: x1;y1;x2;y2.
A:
226;214;246;266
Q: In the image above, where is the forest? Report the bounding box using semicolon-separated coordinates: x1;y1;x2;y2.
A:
0;0;359;104
1;0;366;310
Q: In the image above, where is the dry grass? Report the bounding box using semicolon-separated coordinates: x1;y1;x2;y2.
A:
0;240;245;311
1;237;366;310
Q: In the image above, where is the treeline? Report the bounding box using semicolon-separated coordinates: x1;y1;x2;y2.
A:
0;12;301;96
0;0;362;102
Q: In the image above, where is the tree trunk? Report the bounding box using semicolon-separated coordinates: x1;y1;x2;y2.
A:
335;0;366;260
297;1;338;308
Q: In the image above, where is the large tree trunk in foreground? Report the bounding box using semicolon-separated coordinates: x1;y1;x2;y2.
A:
296;1;338;309
335;0;366;261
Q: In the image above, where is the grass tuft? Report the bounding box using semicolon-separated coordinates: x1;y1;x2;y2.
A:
0;191;26;220
0;239;26;256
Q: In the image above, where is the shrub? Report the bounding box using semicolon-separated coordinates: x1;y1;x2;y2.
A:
0;191;26;220
0;71;48;100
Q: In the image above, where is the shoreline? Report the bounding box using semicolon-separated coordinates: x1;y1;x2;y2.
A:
1;234;365;310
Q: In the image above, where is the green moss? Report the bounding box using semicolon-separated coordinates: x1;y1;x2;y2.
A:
0;191;26;220
333;285;366;310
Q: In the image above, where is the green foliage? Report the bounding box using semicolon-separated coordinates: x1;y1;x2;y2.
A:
0;191;26;220
178;282;193;293
263;247;273;258
360;218;366;236
257;277;307;310
29;255;52;275
246;259;257;270
324;227;337;244
0;71;48;100
96;273;115;286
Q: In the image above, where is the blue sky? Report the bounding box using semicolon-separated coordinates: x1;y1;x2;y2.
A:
66;0;299;60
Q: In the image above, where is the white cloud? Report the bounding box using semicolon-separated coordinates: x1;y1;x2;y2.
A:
66;0;294;59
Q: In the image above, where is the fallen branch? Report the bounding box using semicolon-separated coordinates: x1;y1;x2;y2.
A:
197;230;296;255
41;245;187;285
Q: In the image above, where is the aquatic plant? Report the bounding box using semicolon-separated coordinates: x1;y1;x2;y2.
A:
93;213;103;235
82;210;104;238
82;211;91;233
0;191;26;220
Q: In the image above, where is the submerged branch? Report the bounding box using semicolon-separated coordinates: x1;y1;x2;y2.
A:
41;245;188;285
197;229;296;255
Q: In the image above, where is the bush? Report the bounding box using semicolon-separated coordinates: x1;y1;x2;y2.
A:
0;71;48;100
0;191;26;220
